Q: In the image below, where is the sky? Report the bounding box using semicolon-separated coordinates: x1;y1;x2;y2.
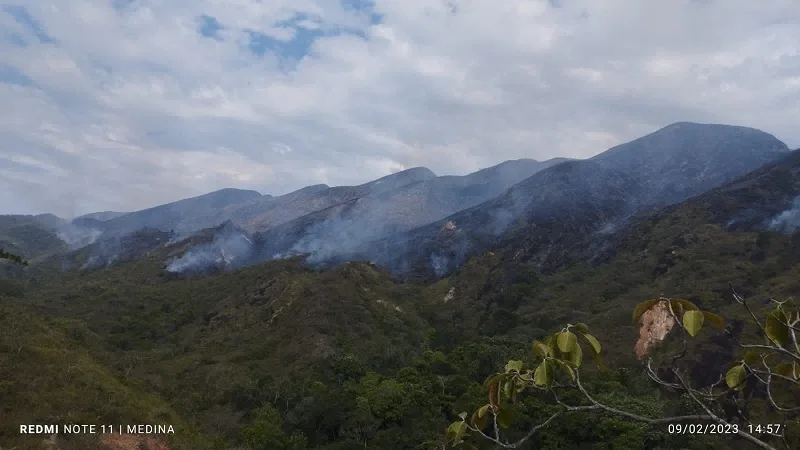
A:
1;0;799;217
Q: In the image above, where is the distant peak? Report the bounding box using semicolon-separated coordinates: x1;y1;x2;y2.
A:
493;158;539;166
34;213;62;221
368;167;437;184
658;121;769;134
591;120;789;168
207;187;262;196
394;166;437;178
665;121;701;127
73;211;126;222
541;157;573;164
355;167;437;195
291;184;330;195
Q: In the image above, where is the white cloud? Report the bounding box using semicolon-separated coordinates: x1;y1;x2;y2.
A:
1;0;799;216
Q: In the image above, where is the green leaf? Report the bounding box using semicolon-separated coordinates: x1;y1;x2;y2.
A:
550;358;576;381
774;363;799;379
725;365;746;390
586;342;608;371
671;298;699;313
573;323;589;333
633;299;659;323
531;340;550;357
580;333;602;354
503;379;514;400
505;360;524;373
567;343;583;368
547;334;559;356
682;310;704;337
702;311;725;329
765;309;790;347
557;331;578;353
471;408;489;430
483;373;505;387
496;409;513;429
446;421;467;439
477;404;490;419
454;421;467;440
533;361;552;386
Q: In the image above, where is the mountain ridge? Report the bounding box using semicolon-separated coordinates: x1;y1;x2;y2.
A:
2;122;792;279
345;123;791;277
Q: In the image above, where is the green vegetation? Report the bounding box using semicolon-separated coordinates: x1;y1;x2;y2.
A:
3;187;800;448
444;297;800;449
0;303;217;449
0;215;67;263
239;405;307;450
0;248;29;265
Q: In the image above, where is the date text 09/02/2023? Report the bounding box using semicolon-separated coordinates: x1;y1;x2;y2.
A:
667;423;785;436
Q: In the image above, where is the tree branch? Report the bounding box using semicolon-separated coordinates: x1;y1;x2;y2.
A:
670;368;777;450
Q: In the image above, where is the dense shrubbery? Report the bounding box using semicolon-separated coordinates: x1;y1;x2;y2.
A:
231;339;693;450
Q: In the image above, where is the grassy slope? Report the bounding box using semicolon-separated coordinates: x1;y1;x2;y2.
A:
6;256;429;446
0;303;218;450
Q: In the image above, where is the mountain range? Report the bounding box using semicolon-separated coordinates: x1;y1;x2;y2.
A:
0;122;792;279
345;122;791;276
4;121;800;450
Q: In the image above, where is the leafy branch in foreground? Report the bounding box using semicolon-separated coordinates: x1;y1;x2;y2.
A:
443;292;800;450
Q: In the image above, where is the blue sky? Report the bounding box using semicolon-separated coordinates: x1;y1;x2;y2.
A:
1;0;799;217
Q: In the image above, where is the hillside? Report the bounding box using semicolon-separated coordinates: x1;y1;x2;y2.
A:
352;122;791;277
7;123;787;280
591;122;789;205
213;159;561;239
0;214;68;264
81;122;790;279
424;147;800;347
4;145;800;449
0;302;218;449
99;188;264;236
11;158;568;276
208;168;438;234
2;125;799;449
73;211;128;222
248;158;568;264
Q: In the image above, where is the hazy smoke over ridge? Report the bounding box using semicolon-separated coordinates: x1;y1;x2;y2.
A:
166;227;253;273
769;196;800;233
57;224;103;250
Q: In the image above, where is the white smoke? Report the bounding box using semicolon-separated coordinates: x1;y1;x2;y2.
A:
283;215;392;264
57;224;103;250
429;254;450;277
769;196;800;233
165;229;253;273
